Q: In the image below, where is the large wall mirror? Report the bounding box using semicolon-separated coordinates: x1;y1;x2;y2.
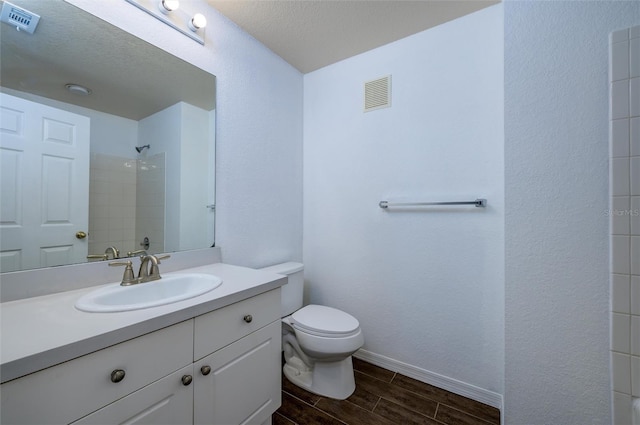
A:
0;0;216;272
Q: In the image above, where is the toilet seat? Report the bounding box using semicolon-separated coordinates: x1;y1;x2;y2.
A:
291;305;360;338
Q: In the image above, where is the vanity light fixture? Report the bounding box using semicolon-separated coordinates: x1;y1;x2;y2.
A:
188;13;207;31
125;0;206;45
158;0;179;14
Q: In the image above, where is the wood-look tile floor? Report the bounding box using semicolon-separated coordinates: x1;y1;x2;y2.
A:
273;358;500;425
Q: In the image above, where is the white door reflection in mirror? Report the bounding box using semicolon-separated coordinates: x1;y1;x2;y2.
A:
0;93;90;272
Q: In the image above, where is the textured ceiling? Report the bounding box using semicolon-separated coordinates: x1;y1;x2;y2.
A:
207;0;499;73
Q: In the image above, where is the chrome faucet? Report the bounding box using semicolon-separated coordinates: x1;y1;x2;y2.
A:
104;246;120;260
109;254;170;286
138;254;170;283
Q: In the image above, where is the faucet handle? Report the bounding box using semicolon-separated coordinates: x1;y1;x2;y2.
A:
109;260;137;286
147;254;170;281
87;254;108;261
126;249;147;258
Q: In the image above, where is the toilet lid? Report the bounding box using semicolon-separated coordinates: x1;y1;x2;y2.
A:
291;305;360;336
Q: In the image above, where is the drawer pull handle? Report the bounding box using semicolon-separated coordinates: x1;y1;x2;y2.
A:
110;369;126;383
201;365;211;376
243;314;253;323
182;375;193;386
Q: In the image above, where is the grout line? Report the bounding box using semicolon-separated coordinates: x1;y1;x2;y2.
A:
274;411;297;425
282;389;317;409
317;402;350;425
437;403;499;425
282;390;347;425
371;396;382;413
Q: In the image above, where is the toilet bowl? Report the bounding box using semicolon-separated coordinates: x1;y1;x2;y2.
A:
259;262;364;400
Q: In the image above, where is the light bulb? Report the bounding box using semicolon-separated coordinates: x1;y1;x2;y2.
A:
189;13;207;31
159;0;179;13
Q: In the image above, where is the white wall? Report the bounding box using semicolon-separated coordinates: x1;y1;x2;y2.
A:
504;2;640;424
67;0;304;268
303;4;504;399
138;103;182;251
179;102;213;251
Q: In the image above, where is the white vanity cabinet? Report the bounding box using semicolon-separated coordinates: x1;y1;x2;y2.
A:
1;287;283;425
193;289;281;425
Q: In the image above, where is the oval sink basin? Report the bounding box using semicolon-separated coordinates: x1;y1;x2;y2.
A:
75;273;223;313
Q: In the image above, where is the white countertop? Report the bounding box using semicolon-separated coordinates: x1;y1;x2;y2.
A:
0;263;286;383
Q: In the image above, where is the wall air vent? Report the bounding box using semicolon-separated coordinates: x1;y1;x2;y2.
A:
1;1;40;34
364;75;391;112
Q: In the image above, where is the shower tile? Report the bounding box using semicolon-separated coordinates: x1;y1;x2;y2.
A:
611;119;630;158
612;80;629;120
632;118;640;156
632;316;640;356
632;276;640;315
612;197;631;235
612;29;629;44
612;158;630;196
612;274;631;314
631;25;640;39
632;237;640;275
632;198;640;235
613;391;632;425
631;38;640;78
89;230;108;245
612;352;631;393
632;356;640;396
631;78;640;117
631;157;640;195
611;40;630;82
612;313;631;353
612;236;630;274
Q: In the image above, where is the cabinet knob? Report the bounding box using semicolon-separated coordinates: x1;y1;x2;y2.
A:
181;375;193;386
243;314;253;323
200;365;211;376
110;369;126;383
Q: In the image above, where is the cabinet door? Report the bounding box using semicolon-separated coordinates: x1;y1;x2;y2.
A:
194;321;281;425
72;365;194;425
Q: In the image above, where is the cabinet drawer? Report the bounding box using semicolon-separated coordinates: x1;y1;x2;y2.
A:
194;288;280;360
72;364;194;425
1;319;193;425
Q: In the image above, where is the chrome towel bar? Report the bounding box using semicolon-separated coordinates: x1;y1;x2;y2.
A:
379;199;487;209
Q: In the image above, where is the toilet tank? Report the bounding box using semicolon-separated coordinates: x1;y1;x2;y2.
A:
259;262;304;317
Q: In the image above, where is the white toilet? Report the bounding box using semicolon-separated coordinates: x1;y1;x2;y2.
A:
259;262;364;400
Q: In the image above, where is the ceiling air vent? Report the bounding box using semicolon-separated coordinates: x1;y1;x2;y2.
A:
363;75;391;112
1;1;40;34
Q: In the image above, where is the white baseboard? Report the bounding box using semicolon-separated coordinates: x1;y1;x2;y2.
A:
353;349;503;411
